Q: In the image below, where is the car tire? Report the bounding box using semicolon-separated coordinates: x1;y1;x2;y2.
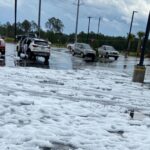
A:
27;49;33;60
114;56;118;60
91;55;95;62
72;50;75;56
45;56;49;62
80;52;85;58
17;51;21;57
99;54;103;58
68;46;71;51
105;53;109;58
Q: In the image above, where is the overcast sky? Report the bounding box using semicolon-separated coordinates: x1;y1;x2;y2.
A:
0;0;150;36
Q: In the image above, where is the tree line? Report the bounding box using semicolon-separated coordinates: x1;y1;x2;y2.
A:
0;17;150;53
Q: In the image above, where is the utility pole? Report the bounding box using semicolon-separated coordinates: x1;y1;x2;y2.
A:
75;0;80;43
133;12;150;83
38;0;42;38
139;12;150;66
97;17;101;35
125;10;137;57
14;0;17;41
87;16;92;43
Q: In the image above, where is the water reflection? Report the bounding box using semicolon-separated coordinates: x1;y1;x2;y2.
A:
15;58;50;69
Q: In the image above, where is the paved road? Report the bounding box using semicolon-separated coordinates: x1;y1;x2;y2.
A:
2;43;150;81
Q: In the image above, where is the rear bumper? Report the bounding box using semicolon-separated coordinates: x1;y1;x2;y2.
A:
85;53;96;57
32;51;50;57
108;54;119;57
0;47;5;55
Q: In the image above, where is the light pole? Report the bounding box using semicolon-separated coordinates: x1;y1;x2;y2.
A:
14;0;17;41
75;0;80;43
133;12;150;83
139;12;150;66
97;17;101;35
87;16;92;43
125;10;137;57
38;0;42;38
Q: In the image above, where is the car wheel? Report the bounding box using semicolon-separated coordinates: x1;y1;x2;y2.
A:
91;55;95;62
17;51;21;57
114;56;118;60
68;46;71;51
99;54;103;58
72;50;75;56
80;52;85;58
105;53;109;58
27;49;33;60
45;56;49;62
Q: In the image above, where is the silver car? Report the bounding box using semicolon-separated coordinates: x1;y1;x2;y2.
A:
72;43;96;61
98;45;119;60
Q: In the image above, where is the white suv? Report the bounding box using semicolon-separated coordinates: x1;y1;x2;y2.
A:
17;38;51;62
28;38;51;61
98;45;119;60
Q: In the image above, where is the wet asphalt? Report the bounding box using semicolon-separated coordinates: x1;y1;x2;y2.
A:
2;43;150;81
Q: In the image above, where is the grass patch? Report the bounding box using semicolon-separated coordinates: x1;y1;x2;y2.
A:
51;43;66;48
5;37;15;43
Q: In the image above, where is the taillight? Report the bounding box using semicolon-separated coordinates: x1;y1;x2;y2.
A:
33;44;38;48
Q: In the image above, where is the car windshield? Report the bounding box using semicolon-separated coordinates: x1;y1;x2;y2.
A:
82;44;91;49
34;40;48;46
105;46;116;51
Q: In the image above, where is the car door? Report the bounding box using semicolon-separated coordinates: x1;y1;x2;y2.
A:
101;46;106;55
74;44;80;54
78;44;84;54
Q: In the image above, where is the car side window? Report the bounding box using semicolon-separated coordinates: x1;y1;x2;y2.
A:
24;39;27;44
76;44;79;48
80;45;83;49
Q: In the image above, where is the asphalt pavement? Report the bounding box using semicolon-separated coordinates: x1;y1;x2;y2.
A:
2;43;150;81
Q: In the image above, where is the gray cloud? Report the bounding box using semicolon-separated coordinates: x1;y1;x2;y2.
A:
0;0;149;36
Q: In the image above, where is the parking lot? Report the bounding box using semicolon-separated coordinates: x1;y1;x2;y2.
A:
2;43;150;81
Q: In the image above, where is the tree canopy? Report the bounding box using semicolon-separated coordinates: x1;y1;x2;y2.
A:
45;17;64;33
0;19;150;53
